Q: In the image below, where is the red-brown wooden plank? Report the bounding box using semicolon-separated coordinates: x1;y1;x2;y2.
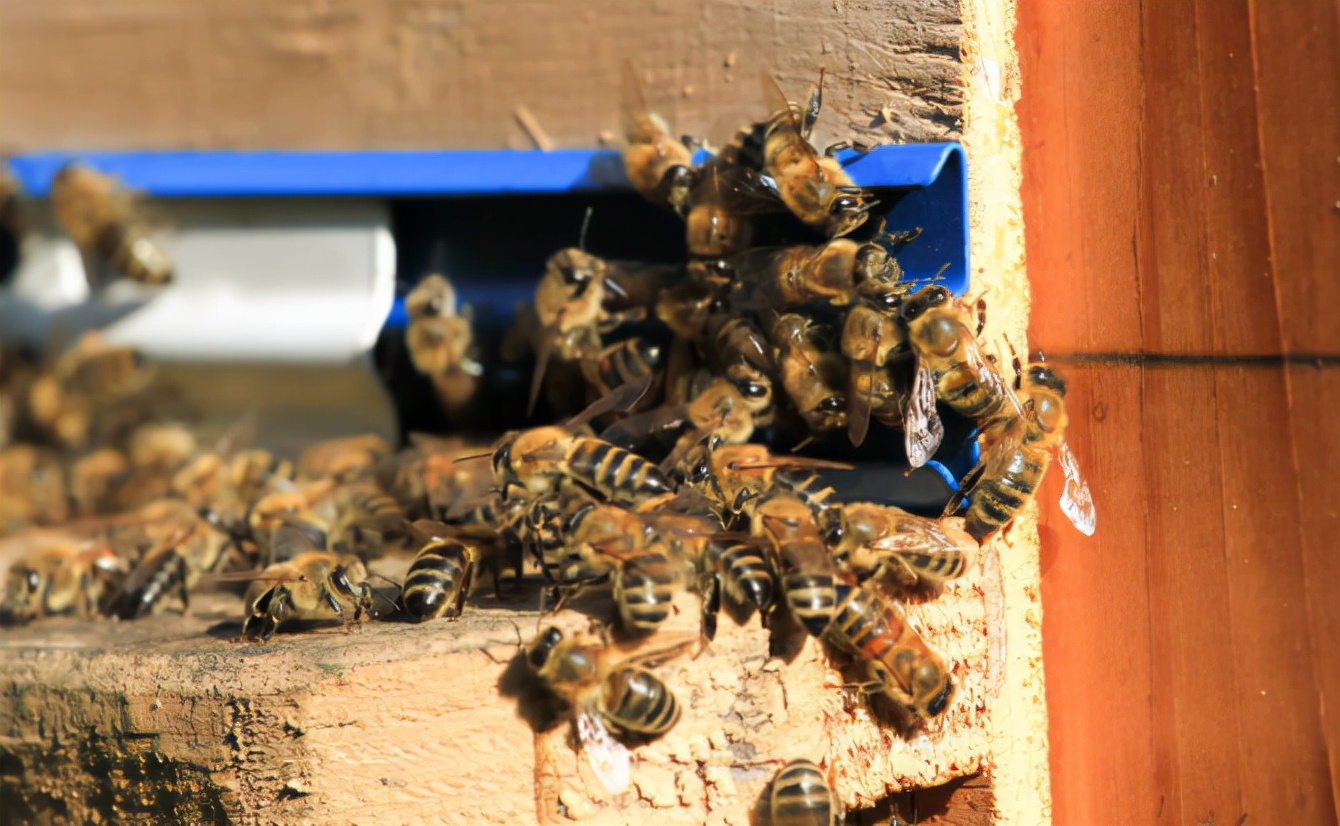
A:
1018;0;1340;822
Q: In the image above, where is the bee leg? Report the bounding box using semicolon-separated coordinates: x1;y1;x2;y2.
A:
824;140;871;157
175;556;191;614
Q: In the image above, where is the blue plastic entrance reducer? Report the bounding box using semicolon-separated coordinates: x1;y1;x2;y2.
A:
9;143;969;329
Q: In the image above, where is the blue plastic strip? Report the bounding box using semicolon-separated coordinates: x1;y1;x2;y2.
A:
7;150;638;198
8;142;968;324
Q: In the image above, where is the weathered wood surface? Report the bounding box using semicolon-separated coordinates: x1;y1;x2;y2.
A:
0;529;1012;826
1017;0;1340;823
0;0;961;154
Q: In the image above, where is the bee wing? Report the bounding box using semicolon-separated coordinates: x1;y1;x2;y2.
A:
942;461;986;518
904;362;944;468
527;329;556;418
847;357;877;449
576;711;631;796
409;519;455;542
965;343;1027;420
728;455;854;472
760;71;802;131
1056;441;1096;536
619;60;655;141
567;375;655;429
271;522;326;559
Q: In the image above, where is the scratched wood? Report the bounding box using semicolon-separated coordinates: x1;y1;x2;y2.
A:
1016;0;1340;824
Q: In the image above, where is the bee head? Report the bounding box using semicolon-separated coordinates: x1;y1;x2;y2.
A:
527;626;564;670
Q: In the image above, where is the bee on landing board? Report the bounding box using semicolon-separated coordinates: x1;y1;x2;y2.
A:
0;540;128;624
240;527;377;642
524;624;688;796
768;759;845;826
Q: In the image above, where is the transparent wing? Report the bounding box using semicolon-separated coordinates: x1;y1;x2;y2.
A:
1056;441;1096;536
576;711;631;796
904;362;944;468
963;342;1025;420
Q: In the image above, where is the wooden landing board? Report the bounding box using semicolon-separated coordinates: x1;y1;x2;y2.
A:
1017;0;1340;823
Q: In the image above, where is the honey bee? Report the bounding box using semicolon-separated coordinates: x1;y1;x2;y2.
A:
620;61;697;214
580;337;665;406
821;503;978;588
753;493;840;636
825;581;954;720
0;444;70;530
404;273;483;417
947;362;1096;539
240;532;377;641
654;271;725;341
526;248;647;415
489;425;673;505
49;163;173;288
246;478;338;563
755;71;875;237
699;541;776;639
601;375;759;461
772;313;849;437
842;300;914;447
705;315;777;428
675;437;846;522
769;759;845;826
68;448;130;517
295;434;391;484
683;160;775;259
546;501;687;635
0;541;128;623
102;500;235;619
324;485;407;557
28;333;157;449
525;624;687;795
730;234;908;312
399;520;498;622
899;285;1016;467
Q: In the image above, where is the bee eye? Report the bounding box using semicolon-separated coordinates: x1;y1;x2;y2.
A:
819;397;845;412
25;571;40;592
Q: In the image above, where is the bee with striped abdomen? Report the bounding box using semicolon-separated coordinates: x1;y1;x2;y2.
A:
946;362;1096;539
399;520;498;621
240;526;377;641
821;502;978;589
768;759;845;826
620;61;697;215
899;285;1017;468
824;581;954;721
524;624;688;795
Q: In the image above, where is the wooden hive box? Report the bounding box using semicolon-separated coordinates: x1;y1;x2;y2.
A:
0;0;1052;823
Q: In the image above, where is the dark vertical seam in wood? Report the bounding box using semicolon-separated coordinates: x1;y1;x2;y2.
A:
1245;2;1340;821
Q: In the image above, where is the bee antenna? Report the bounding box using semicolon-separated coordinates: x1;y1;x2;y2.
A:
452;451;493;464
578;206;595;252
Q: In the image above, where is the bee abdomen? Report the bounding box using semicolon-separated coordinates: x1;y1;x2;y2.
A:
570;440;674;502
402;539;473;621
965;455;1043;541
783;571;837;637
770;760;841;826
716;543;775;612
602;667;680;741
615;554;676;633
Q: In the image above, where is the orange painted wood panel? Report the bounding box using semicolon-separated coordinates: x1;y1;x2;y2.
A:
1016;0;1340;823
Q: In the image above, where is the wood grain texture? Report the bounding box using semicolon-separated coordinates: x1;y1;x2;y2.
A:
1016;0;1340;823
0;535;1004;826
0;0;962;153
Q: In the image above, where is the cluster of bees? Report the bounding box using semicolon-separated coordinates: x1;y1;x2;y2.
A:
0;65;1095;823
